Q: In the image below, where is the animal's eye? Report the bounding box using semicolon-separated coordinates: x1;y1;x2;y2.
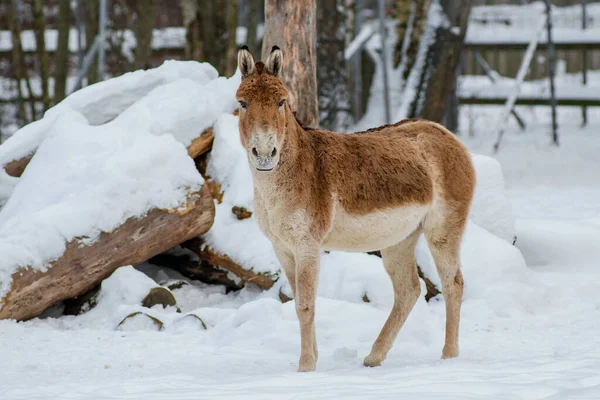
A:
239;101;248;109
278;100;285;108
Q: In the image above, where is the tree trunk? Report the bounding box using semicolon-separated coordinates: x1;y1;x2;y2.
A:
262;0;319;128
182;0;204;62
0;184;215;321
317;0;349;130
32;0;50;111
84;0;99;84
225;0;238;76
11;0;37;122
393;0;412;68
133;0;158;70
246;0;259;56
402;0;429;82
411;0;472;126
9;0;28;124
54;0;71;104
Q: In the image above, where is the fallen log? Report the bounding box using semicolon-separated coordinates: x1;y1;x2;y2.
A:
187;128;214;159
182;238;276;290
3;153;33;177
149;252;243;293
2;127;215;179
0;184;215;321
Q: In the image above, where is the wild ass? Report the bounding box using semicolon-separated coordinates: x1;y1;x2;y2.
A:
236;46;476;372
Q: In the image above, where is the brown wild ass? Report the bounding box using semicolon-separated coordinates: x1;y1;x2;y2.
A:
236;45;476;372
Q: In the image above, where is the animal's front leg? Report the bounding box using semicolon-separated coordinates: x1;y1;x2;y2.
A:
295;247;320;372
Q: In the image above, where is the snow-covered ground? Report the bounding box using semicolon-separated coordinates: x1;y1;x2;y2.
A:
2;65;600;399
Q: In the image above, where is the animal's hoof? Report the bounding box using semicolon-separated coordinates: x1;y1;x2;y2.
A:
298;354;316;372
441;345;459;359
363;353;384;367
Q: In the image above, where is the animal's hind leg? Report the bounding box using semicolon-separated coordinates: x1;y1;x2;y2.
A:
364;227;422;367
424;208;467;359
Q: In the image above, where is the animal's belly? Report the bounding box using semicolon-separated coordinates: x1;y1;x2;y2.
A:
322;205;428;252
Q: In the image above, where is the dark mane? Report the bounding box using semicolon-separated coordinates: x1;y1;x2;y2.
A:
353;118;429;135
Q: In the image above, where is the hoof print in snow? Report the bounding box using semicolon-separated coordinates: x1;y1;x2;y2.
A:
142;287;177;309
232;206;252;220
116;312;164;331
173;314;208;330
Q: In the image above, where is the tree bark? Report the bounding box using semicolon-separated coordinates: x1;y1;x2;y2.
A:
133;0;158;70
225;0;238;76
393;0;412;68
10;0;36;122
54;0;71;104
412;0;472;126
0;184;215;321
317;0;349;130
262;0;319;128
9;0;28;124
84;0;99;84
246;0;259;56
32;0;50;111
182;0;204;62
182;238;276;290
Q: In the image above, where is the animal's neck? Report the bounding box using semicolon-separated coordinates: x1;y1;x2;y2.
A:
251;109;308;193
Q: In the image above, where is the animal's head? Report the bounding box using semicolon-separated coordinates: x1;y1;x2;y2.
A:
236;45;288;172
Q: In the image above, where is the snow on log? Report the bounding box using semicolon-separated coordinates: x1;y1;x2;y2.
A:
0;60;240;207
0;184;214;321
0;60;245;321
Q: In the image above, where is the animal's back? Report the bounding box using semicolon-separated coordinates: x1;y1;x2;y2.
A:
306;119;474;213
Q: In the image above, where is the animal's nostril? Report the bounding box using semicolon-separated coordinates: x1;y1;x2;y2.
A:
271;148;277;157
252;147;258;157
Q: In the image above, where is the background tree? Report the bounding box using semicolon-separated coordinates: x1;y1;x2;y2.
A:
182;0;204;61
262;0;319;128
54;0;71;104
412;0;472;128
395;0;472;130
32;0;50;111
133;0;158;70
246;0;260;57
84;0;99;85
10;0;35;123
225;0;238;76
317;0;350;130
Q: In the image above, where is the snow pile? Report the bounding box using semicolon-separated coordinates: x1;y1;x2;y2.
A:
470;154;516;243
0;60;238;208
0;60;241;301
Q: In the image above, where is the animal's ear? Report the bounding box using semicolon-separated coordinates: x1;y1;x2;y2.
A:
238;45;256;79
266;45;283;77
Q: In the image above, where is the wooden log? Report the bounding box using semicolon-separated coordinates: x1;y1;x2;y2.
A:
3;153;33;177
2;127;215;179
182;238;276;290
187;127;214;159
0;184;215;321
149;252;243;293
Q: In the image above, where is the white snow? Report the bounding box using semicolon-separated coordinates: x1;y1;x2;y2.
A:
2;12;600;398
469;155;516;243
0;60;241;300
